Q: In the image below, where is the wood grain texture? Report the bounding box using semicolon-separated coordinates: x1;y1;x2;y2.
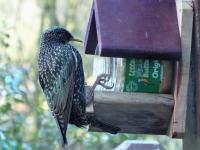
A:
183;23;200;150
183;1;200;149
88;91;174;134
172;0;193;138
195;0;200;136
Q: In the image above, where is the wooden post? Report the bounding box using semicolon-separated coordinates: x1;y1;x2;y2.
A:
172;0;193;138
195;0;200;137
183;0;200;149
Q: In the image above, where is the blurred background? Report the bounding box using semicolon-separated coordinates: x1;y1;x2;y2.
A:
0;0;182;149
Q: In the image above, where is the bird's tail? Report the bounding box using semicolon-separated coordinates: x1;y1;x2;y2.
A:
89;117;120;134
54;116;68;148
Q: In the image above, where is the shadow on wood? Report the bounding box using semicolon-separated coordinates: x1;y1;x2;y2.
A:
87;92;174;135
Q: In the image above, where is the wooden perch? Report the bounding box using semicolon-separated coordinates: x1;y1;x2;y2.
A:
87;92;174;134
171;0;193;138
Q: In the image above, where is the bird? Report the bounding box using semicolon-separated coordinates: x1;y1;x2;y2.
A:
38;26;120;148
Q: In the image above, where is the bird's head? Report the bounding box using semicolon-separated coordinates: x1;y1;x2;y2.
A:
41;26;82;44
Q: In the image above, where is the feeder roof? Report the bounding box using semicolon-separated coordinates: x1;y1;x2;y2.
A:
84;0;181;60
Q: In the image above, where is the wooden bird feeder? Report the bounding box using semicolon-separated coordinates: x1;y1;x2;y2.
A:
84;0;193;138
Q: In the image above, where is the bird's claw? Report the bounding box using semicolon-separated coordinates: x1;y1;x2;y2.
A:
95;73;114;89
87;74;114;104
98;82;114;89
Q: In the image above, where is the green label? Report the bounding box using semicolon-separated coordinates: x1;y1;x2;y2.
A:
123;58;162;93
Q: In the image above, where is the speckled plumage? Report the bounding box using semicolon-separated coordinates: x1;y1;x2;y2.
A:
69;47;88;127
38;27;120;147
38;27;87;147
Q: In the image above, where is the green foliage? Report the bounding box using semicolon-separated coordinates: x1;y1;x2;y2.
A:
0;0;182;150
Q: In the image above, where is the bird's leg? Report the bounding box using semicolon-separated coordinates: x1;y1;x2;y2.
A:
85;74;114;105
85;74;120;134
93;73;114;90
88;73;114;100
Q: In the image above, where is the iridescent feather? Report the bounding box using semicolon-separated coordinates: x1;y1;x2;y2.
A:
38;27;76;146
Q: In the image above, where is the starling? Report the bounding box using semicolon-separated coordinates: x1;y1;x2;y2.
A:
38;26;120;147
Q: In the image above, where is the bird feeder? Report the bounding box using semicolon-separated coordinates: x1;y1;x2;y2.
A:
84;0;193;138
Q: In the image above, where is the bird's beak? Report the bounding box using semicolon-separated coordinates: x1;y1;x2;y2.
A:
70;38;83;43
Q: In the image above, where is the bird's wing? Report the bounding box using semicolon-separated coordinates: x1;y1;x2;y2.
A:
48;65;75;115
43;46;75;115
39;45;76;146
50;64;75;146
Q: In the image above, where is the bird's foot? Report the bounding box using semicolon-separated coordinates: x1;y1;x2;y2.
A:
93;73;114;90
86;74;114;105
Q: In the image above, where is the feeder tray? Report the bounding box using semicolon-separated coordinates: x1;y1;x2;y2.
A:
84;0;193;138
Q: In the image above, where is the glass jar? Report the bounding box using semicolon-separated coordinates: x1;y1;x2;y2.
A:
93;47;174;93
